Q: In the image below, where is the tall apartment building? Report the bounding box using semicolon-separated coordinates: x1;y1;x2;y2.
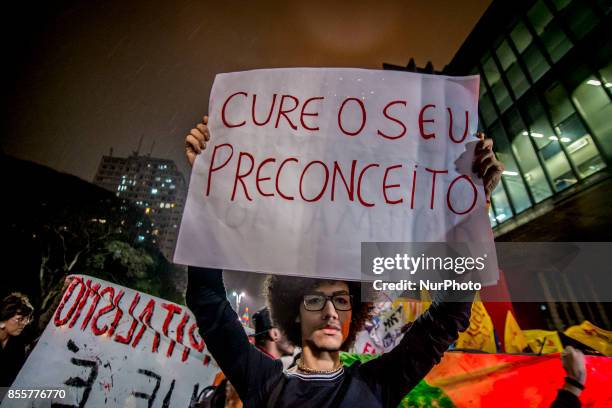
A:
94;152;187;260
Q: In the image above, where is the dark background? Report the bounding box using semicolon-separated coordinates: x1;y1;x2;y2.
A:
2;0;490;183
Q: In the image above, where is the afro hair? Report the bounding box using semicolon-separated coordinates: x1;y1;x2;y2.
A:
264;275;370;351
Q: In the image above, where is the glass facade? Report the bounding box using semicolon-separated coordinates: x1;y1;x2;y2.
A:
467;0;610;228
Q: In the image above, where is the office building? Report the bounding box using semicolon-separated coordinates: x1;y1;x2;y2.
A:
388;0;610;330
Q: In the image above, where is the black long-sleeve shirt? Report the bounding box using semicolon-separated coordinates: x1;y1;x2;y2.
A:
186;266;474;407
551;390;581;408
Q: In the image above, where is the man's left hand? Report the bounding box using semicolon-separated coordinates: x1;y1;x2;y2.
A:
473;132;504;202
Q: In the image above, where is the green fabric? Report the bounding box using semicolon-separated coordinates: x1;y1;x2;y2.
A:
339;351;380;366
400;381;456;408
340;352;455;407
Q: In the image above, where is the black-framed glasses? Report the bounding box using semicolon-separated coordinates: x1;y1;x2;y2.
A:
12;315;32;326
303;294;353;311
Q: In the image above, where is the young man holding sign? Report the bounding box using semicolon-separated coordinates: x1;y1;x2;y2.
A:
185;115;503;407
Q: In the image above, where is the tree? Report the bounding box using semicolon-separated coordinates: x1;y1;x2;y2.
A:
1;155;184;337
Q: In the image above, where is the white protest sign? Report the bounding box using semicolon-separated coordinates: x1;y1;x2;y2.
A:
353;302;407;355
175;68;496;281
2;275;219;407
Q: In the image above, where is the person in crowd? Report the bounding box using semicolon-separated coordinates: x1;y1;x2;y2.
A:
0;292;34;387
200;308;296;407
252;307;296;369
185;115;503;407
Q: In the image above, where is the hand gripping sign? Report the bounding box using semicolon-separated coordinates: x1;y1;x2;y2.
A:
175;68;498;283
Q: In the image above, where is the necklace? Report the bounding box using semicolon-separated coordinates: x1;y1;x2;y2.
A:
297;359;343;374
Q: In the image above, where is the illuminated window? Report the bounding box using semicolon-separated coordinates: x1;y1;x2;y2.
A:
506;107;553;203
527;1;553;35
521;91;575;191
480;92;497;125
541;22;571;63
482;54;512;113
545;82;606;178
491;184;513;223
572;65;612;162
488;207;497;227
490;122;531;212
496;40;529;99
510;21;532;54
523;45;549;82
509;138;552;202
506;63;529;99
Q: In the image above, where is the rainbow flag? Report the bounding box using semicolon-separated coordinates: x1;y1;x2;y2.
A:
340;351;611;407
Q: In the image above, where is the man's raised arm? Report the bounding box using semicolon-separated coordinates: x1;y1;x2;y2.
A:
184;118;280;403
357;133;502;406
358;291;474;407
186;267;281;403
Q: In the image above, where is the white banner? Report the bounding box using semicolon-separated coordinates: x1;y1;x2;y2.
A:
353;302;409;355
175;68;495;281
2;275;219;407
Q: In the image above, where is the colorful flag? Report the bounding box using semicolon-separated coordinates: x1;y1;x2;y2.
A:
456;297;497;353
565;321;612;356
423;352;611;407
504;310;528;353
394;290;432;324
523;330;564;354
341;351;612;407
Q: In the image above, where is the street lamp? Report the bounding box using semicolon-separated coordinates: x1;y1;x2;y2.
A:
232;291;246;312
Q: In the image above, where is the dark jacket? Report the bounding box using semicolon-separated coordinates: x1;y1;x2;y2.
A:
186;267;473;408
0;335;27;387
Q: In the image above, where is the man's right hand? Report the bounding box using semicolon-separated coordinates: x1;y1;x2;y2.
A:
185;115;210;167
562;346;586;384
560;345;586;398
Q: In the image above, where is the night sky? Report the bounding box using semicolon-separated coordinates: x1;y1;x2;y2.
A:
3;0;490;183
2;0;492;313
